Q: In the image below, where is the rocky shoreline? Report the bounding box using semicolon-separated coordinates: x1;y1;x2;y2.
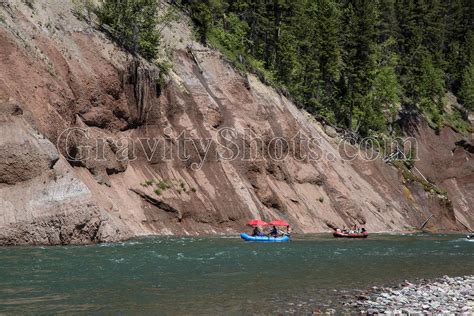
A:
344;275;474;315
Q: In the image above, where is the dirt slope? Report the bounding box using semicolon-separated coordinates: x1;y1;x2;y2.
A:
0;0;472;245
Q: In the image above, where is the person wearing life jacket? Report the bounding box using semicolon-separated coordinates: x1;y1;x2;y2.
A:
252;226;264;237
269;226;278;237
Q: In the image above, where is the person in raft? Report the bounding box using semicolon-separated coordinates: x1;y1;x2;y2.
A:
252;226;264;237
269;226;279;237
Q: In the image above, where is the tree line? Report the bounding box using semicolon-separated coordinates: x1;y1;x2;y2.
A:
179;0;473;136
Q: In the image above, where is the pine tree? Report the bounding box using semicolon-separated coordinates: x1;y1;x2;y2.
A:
184;0;214;43
443;0;465;91
460;62;474;111
317;0;342;96
371;37;402;128
339;0;381;134
379;0;399;42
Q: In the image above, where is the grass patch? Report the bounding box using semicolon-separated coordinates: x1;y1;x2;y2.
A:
141;178;194;195
444;108;472;133
141;179;154;187
157;180;171;190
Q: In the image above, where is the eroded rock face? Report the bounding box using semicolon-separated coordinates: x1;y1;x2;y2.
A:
0;205;126;246
66;118;129;187
0;116;131;245
401;117;474;231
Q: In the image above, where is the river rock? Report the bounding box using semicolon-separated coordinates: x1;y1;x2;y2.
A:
358;294;369;301
346;275;474;315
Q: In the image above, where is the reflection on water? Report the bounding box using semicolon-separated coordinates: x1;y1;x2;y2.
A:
0;234;472;313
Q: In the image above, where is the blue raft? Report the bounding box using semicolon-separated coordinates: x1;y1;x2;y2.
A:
240;233;290;242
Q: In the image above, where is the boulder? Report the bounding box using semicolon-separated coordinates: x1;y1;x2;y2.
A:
324;125;338;138
0;116;59;184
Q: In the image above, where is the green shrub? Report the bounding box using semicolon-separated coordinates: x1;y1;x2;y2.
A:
154;188;161;195
23;0;35;10
143;179;154;187
404;148;416;170
421;98;443;130
157;180;170;190
445;108;471;133
96;0;160;60
392;161;447;196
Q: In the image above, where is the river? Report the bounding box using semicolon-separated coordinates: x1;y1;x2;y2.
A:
0;234;472;314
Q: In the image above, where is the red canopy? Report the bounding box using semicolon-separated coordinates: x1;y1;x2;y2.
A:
268;219;290;227
247;219;268;227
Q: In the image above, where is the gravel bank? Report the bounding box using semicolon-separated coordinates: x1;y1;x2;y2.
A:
345;275;474;314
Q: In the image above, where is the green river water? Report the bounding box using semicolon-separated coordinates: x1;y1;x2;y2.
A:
0;234;472;314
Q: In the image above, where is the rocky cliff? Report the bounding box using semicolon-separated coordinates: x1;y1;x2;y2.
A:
0;0;472;245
